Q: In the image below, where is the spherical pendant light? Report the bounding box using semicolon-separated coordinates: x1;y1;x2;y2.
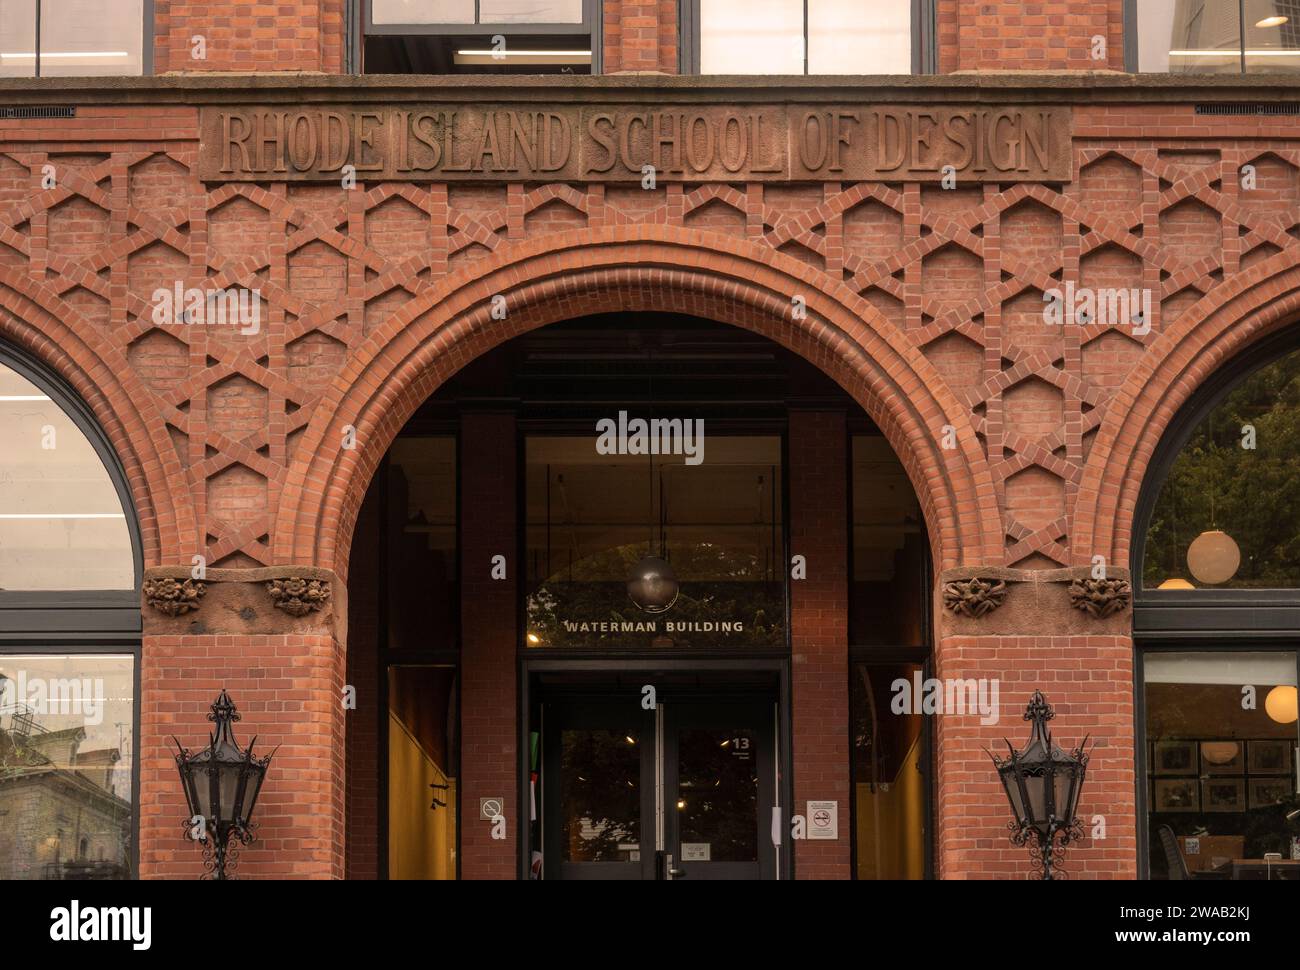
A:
1186;530;1240;585
627;556;679;614
1200;741;1240;765
1265;685;1299;725
1157;577;1195;590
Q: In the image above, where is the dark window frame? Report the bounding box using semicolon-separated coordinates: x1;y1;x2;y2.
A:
1133;641;1300;879
1132;323;1300;878
364;0;603;73
1123;0;1294;74
13;0;154;78
1131;324;1300;628
680;0;936;74
0;340;142;881
366;0;599;35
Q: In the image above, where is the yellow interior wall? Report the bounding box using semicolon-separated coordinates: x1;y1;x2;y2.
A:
855;733;924;880
388;711;457;879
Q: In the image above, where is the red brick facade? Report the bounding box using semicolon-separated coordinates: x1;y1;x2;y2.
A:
3;4;1300;880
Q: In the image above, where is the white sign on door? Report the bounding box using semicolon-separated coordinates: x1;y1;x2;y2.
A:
807;800;838;840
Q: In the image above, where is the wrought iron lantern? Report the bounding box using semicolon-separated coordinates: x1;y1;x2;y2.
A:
173;690;276;880
988;691;1091;880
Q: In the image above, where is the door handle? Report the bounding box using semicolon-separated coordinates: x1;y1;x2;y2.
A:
666;853;685;879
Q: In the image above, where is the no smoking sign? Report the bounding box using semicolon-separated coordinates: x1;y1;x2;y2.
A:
807;800;838;840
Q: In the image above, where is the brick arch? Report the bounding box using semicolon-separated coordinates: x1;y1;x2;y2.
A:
276;226;1002;578
0;270;198;568
1075;251;1300;568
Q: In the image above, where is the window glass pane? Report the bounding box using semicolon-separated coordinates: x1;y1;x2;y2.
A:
38;0;143;77
808;0;912;74
559;726;642;862
1139;0;1243;73
387;665;458;878
525;435;784;649
851;435;925;646
479;0;584;24
1143;347;1300;590
1143;651;1299;879
386;437;457;649
1244;0;1300;72
677;726;758;862
372;0;475;24
0;0;36;78
0;362;134;591
853;661;926;879
0;654;134;880
700;0;804;74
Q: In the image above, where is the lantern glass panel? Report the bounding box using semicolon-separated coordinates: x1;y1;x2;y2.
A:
218;763;241;824
1053;769;1073;820
1024;773;1047;826
999;769;1025;822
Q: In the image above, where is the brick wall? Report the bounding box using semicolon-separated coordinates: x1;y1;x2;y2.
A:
938;1;1125;73
933;635;1137;879
139;634;345;879
604;0;679;73
458;410;518;879
154;1;346;74
788;409;851;878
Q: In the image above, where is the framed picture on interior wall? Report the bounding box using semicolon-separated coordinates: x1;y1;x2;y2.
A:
1153;740;1198;776
1248;740;1291;775
1201;778;1246;813
1199;741;1245;775
1248;777;1292;810
1152;778;1199;812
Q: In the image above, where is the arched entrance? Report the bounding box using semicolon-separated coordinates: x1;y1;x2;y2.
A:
275;227;1000;580
343;312;935;880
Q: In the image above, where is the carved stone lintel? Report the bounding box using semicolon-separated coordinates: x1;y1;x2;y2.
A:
266;577;331;617
941;576;1008;618
1069;577;1132;618
142;577;207;616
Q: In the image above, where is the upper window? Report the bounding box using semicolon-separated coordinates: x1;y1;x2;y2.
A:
365;0;598;73
0;360;135;592
1135;0;1300;73
0;0;147;78
688;0;924;74
1141;345;1300;592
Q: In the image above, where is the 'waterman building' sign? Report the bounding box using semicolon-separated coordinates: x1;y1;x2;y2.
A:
199;104;1072;182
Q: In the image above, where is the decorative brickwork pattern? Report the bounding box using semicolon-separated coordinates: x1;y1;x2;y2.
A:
4;102;1299;580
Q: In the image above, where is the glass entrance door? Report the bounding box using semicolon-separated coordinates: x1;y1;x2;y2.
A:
541;693;777;880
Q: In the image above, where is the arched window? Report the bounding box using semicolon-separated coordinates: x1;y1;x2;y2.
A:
1134;330;1300;881
0;343;139;881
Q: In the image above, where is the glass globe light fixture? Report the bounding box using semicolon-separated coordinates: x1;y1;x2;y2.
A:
627;555;679;614
1265;685;1298;725
1186;530;1240;585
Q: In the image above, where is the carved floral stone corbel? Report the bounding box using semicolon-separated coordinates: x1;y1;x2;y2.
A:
266;577;331;617
1069;577;1132;618
941;576;1008;618
142;576;207;616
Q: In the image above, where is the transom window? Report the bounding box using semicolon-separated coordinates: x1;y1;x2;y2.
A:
0;0;148;77
1133;0;1300;73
